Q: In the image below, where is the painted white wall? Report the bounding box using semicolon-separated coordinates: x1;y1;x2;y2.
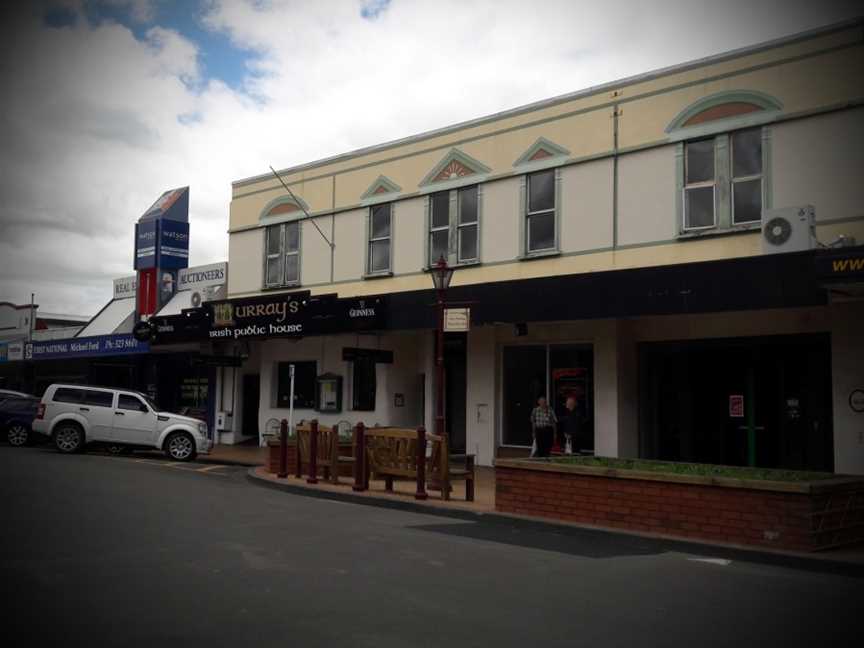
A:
617;145;677;246
300;216;333;286
392;198;425;275
227;228;264;296
830;300;864;475
559;158;614;253
333;208;366;282
465;325;496;466
773;106;864;224
480;177;520;263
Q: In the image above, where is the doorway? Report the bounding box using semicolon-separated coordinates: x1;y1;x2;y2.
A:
242;374;260;439
639;334;833;471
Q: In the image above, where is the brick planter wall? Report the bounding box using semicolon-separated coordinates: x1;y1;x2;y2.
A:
495;460;864;552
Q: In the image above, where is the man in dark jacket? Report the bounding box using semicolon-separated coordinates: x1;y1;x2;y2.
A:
561;396;581;455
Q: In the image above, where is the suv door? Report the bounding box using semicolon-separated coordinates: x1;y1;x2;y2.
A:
114;394;156;446
80;389;116;441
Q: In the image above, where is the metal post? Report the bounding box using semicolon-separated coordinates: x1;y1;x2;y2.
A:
415;427;428;500
308;419;319;484
277;418;288;478
353;422;366;492
745;367;756;468
435;290;446;440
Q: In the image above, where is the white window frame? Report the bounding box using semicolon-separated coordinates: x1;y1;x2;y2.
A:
428;191;450;266
525;169;557;254
456;185;479;263
367;203;392;275
264;222;301;288
426;186;481;267
682;139;717;232
730;129;763;226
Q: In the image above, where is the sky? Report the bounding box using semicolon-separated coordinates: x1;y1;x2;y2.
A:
0;0;860;316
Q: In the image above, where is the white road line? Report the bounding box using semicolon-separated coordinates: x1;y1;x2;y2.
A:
688;557;732;566
195;465;227;473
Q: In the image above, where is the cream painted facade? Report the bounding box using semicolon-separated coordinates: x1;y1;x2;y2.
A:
217;20;864;474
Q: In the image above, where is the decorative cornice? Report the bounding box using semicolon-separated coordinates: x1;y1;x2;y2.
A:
360;175;402;200
419;148;491;188
665;90;783;133
259;194;311;222
513;136;571;167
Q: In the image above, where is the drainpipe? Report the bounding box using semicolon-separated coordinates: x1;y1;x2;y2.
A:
611;96;622;250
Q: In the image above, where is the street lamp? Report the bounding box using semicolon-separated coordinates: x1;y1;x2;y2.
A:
430;256;454;440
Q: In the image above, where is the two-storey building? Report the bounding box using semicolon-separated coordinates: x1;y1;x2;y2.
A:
217;19;864;474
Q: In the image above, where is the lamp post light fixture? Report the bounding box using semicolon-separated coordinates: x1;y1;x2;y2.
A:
430;256;454;440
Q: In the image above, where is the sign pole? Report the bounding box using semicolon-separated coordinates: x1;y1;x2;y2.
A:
287;364;296;447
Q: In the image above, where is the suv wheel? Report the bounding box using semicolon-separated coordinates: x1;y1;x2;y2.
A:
54;423;84;454
7;423;29;447
165;432;196;462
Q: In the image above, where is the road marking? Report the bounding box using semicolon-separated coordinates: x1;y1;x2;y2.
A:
688;558;732;566
195;465;227;472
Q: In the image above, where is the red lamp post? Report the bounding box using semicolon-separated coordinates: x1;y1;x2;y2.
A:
430;256;454;439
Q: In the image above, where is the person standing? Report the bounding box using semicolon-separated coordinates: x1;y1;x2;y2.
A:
530;396;557;457
561;395;581;455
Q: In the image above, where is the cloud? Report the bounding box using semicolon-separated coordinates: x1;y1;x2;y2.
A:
0;0;860;317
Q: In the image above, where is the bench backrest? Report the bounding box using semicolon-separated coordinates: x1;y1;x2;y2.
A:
364;427;423;478
426;432;449;483
296;422;338;465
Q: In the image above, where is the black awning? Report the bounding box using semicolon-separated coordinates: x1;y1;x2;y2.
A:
387;249;826;330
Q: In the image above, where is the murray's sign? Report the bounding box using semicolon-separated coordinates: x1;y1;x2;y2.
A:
209;292;309;339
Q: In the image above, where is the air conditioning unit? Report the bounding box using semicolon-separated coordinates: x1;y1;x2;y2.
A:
761;206;816;254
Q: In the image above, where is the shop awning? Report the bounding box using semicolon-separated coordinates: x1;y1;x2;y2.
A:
76;297;136;337
155;290;193;317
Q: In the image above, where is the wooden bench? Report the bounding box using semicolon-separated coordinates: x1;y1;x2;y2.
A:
359;425;475;501
295;420;354;485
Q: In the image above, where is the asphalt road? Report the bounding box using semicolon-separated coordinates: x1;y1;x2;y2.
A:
1;446;861;648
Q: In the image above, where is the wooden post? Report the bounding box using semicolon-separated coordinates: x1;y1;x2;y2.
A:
415;426;428;500
353;422;366;492
465;455;475;502
277;418;288;478
307;419;319;484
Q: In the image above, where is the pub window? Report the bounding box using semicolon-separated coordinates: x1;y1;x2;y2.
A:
367;203;392;274
526;169;556;253
276;361;317;409
352;357;377;411
428;186;479;266
265;222;300;287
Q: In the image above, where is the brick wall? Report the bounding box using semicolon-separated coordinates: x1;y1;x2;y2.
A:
495;465;864;551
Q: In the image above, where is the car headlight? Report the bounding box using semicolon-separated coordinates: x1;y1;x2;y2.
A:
197;422;207;436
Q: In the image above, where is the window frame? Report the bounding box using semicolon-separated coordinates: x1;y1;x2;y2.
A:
426;185;481;267
682;138;717;232
676;126;771;238
730;129;763;226
525;169;558;255
264;221;301;288
366;203;392;276
117;393;148;412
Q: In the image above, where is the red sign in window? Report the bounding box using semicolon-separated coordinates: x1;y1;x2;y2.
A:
729;394;744;418
137;268;157;317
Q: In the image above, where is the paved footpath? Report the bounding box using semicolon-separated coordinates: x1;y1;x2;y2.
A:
1;446;861;648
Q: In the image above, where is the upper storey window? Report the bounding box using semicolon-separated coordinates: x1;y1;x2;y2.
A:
669;90;779;236
367;203;392;275
526;169;557;253
428;185;479;266
261;196;306;288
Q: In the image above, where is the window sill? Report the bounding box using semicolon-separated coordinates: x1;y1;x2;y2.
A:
677;223;761;240
518;249;561;261
422;260;481;272
262;282;302;291
363;271;393;280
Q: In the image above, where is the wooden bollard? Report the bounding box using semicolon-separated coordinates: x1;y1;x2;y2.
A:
352;422;366;492
307;419;319;484
415;426;428;500
277;418;288;478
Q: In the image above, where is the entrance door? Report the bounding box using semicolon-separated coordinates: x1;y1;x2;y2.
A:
242;374;260;438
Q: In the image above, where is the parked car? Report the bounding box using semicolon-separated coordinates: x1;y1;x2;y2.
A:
31;384;212;461
0;389;32;400
1;395;40;446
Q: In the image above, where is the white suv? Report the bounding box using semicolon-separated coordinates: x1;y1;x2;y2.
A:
32;384;212;461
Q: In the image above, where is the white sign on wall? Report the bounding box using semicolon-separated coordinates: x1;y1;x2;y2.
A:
7;341;23;361
113;275;138;299
178;262;228;291
444;307;470;332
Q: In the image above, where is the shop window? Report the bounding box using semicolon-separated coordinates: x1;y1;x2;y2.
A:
525;169;557;254
677;127;768;236
265;222;300;288
427;186;479;266
501;344;593;450
276;361;317;409
352;357;377;411
367;203;392;275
